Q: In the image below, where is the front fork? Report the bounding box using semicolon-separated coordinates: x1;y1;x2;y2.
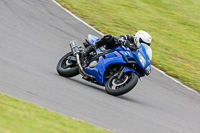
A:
117;66;141;80
117;66;126;80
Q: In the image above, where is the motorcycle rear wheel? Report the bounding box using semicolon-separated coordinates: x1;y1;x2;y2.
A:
57;52;79;77
105;72;138;96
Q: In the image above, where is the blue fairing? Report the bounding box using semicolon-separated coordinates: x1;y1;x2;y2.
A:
85;35;151;85
135;45;151;69
88;34;100;45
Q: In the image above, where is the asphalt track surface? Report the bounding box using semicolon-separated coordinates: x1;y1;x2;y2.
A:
0;0;200;133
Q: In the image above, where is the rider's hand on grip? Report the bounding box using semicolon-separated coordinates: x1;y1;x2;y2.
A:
118;37;127;45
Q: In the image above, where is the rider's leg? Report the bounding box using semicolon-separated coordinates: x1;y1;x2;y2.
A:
83;34;115;56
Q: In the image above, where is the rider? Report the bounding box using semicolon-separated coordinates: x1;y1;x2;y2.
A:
83;30;152;56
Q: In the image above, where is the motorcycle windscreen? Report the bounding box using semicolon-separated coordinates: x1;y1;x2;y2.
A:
141;43;152;61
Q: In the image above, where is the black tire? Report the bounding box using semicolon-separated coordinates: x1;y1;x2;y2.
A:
57;52;79;77
105;72;138;96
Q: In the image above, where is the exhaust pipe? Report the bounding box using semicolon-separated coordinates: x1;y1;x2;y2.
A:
69;40;80;55
75;54;94;79
69;41;94;79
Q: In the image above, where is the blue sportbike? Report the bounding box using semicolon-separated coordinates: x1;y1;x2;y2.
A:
57;34;152;96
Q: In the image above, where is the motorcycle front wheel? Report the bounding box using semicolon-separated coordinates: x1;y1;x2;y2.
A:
105;72;138;96
57;52;79;77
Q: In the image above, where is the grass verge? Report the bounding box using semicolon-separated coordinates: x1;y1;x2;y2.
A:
56;0;200;91
0;92;112;133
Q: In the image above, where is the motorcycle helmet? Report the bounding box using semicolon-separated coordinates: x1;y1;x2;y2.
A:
134;30;152;48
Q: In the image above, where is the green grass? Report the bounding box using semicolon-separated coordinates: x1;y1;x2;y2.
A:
56;0;200;91
0;92;112;133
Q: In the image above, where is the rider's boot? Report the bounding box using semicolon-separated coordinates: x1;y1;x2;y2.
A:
82;43;97;57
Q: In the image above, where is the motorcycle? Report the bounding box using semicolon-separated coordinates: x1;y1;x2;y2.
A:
57;34;152;96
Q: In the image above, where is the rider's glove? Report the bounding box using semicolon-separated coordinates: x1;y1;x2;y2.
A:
118;38;136;51
118;37;127;45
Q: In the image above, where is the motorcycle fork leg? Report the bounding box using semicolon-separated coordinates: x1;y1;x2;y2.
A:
117;66;126;80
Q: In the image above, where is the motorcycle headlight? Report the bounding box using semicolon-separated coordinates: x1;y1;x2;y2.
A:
138;52;146;67
145;65;151;75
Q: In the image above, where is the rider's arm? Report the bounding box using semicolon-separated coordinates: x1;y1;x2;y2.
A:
114;35;137;50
